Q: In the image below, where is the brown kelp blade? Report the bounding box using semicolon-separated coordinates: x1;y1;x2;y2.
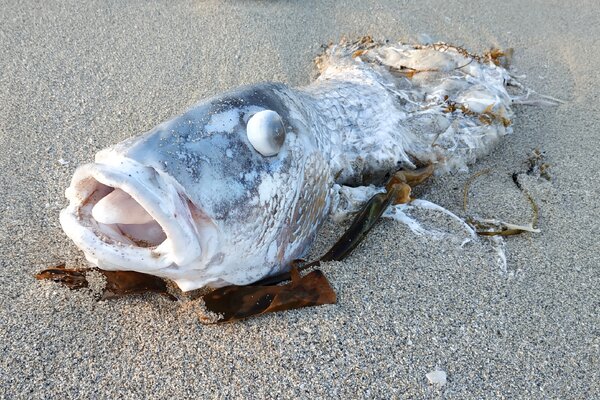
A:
35;264;89;290
321;190;396;262
99;270;176;300
200;270;336;324
36;266;176;301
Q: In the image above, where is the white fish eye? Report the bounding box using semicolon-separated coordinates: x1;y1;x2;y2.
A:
246;110;286;156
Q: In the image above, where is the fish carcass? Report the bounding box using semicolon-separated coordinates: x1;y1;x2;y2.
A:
60;39;525;291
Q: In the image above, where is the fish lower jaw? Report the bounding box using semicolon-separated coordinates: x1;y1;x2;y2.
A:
60;160;207;284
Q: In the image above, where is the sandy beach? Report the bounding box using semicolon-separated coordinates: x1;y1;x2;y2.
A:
1;0;598;398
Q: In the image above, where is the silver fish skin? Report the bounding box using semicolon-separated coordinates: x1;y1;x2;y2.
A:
61;41;517;291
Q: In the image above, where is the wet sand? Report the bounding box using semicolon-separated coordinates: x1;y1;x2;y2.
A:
1;1;598;398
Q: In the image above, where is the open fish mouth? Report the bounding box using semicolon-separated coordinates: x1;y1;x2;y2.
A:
59;157;207;276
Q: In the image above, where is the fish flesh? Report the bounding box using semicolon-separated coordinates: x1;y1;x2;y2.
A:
60;38;531;291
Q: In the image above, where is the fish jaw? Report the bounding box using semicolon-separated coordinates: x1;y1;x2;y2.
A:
59;156;223;289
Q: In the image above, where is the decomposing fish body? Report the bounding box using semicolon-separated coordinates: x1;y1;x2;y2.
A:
61;39;523;291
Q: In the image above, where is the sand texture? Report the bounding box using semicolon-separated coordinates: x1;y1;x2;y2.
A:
1;0;598;398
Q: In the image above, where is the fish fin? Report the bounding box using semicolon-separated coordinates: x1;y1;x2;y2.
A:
330;164;434;221
330;184;386;222
511;89;565;106
199;269;336;324
36;266;176;301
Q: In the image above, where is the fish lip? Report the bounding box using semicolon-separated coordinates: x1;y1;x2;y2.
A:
59;158;204;274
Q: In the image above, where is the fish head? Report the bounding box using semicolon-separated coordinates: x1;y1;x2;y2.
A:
60;84;333;291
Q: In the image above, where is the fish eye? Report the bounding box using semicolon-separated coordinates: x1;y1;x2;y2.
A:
246;110;286;156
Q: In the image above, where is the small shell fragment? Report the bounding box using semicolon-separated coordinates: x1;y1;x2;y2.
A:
426;369;447;386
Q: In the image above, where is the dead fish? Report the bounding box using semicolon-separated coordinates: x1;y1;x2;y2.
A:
58;38;542;292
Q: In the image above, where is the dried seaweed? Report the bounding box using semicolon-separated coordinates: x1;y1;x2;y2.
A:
469;219;540;236
485;48;514;68
199;268;336;324
35;264;89;290
463;152;544;237
36;265;176;301
524;148;551;181
478;104;512;127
